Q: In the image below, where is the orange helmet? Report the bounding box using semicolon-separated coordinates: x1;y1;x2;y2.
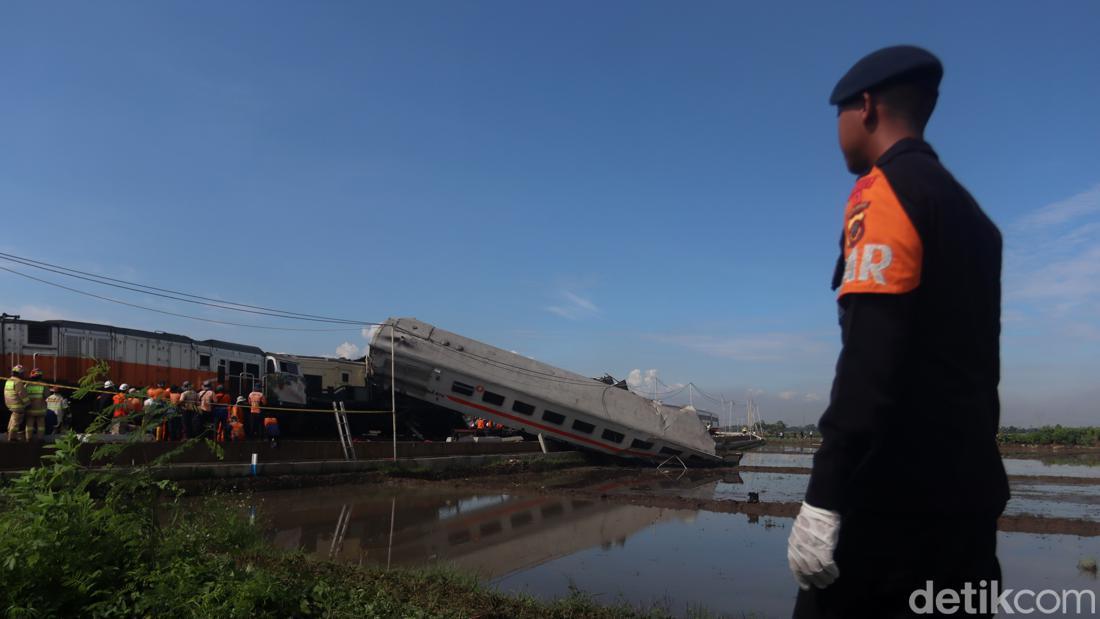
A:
29;368;44;379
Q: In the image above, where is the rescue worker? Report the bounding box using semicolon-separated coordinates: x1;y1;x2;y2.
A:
178;381;199;439
4;365;29;442
198;380;216;437
228;414;246;442
46;386;68;434
94;380;116;428
167;385;183;440
212;385;231;442
111;384;130;435
247;385;266;438
24;369;48;442
263;411;280;447
790;46;1008;618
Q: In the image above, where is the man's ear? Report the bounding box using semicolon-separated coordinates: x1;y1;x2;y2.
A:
860;91;877;130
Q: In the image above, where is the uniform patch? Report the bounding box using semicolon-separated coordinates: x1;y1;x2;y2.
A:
837;168;922;297
846;201;870;248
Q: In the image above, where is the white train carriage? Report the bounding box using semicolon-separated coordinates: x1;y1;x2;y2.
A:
369;317;720;463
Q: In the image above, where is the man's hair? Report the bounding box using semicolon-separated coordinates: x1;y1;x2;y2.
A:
872;69;939;132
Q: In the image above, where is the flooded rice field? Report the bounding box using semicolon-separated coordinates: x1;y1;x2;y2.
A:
232;449;1100;617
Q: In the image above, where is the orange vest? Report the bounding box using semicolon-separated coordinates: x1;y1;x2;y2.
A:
229;422;245;440
112;393;126;417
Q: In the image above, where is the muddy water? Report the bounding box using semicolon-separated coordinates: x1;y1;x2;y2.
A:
243;466;1100;618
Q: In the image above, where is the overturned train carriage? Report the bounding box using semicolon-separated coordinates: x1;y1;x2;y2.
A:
369;317;720;463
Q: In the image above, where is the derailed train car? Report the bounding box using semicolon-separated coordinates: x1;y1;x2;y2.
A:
368;317;720;463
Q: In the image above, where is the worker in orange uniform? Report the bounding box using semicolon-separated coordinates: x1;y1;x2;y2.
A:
4;365;29;442
212;385;231;442
111;384;130;435
263;412;280;447
228;414;246;442
247;385;266;438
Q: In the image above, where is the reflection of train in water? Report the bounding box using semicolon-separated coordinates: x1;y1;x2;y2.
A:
0;317;385;435
251;474;720;575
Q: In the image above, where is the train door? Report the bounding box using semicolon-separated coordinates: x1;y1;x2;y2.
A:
227;360;244;398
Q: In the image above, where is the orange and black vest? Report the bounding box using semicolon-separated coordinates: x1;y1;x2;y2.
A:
807;138;1009;518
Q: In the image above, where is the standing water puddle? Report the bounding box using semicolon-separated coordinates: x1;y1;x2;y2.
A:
242;471;1100;618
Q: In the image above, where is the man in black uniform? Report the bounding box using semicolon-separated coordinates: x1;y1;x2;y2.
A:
788;46;1009;618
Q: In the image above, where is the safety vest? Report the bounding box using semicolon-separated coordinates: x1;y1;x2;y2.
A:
46;394;67;413
248;391;265;414
26;383;48;415
5;378;28;412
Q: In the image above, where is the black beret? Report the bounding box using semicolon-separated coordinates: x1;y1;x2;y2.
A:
829;45;943;105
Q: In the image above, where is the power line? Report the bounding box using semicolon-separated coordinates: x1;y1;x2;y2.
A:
0;266;363;332
0;251;373;325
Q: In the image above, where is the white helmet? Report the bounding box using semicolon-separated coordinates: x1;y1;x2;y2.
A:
119;383;130;391
103;380;115;389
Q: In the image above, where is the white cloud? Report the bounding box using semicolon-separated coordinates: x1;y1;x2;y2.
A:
803;392;823;402
1016;184;1100;229
335;341;361;359
778;390;797;400
747;388;765;398
1006;183;1100;312
546;290;600;320
625;368;683;398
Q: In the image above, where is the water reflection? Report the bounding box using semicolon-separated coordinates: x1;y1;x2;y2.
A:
253;479;718;578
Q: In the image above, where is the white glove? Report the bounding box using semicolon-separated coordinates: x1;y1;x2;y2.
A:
787;501;841;590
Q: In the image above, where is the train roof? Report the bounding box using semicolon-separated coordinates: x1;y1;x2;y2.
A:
11;318;264;355
267;352;367;364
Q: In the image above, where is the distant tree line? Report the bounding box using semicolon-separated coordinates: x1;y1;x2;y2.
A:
758;420;818;436
998;425;1100;446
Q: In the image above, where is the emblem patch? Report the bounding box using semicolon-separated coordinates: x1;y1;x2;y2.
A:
846;201;870;248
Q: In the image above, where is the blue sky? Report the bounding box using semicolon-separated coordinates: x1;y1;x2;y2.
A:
2;1;1098;425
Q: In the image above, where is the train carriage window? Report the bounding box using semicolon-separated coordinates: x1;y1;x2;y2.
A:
281;361;299;375
659;447;683;456
481;391;505;406
479;521;503;536
266;359;276;374
630;439;654;450
510;512;534;528
541;503;564;518
340;372;350;383
199;354;211;369
217;360;226;384
246;363;260;378
601;429;625;444
451;381;475;396
511;401;535;416
571;419;595;434
542;410;565;425
27;324;52;346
